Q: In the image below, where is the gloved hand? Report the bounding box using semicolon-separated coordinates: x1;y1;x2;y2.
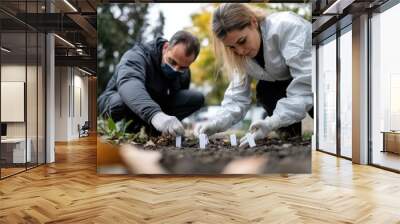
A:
239;116;280;148
195;118;230;136
151;112;184;136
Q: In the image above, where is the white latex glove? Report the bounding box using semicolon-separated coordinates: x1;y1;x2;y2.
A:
151;112;184;136
239;116;280;148
195;119;230;136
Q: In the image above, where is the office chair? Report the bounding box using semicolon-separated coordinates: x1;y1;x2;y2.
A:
79;121;90;138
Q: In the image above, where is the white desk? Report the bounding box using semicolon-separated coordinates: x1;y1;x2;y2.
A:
381;131;400;154
1;138;32;163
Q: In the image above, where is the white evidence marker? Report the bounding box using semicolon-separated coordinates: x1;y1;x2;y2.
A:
199;134;207;149
230;134;237;146
176;135;182;148
246;133;256;148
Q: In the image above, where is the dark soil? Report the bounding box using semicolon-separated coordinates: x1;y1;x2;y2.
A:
143;136;311;174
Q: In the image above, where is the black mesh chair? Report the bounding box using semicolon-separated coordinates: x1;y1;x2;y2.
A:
79;121;90;138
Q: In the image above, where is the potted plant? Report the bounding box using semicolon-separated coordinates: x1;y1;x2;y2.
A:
97;117;149;168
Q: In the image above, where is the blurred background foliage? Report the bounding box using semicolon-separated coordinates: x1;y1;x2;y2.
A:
97;3;311;105
97;4;164;96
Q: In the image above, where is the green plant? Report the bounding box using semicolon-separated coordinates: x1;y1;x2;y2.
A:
302;132;312;141
98;117;149;145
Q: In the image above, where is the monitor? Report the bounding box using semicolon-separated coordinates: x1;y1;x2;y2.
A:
1;123;7;137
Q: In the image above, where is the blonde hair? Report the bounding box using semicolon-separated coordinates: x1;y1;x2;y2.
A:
211;3;266;78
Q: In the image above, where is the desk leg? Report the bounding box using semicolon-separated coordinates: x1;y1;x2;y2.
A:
382;133;386;153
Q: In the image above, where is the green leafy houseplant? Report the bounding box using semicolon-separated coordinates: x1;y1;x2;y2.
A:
97;117;149;145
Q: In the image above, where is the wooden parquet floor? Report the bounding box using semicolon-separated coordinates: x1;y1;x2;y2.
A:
1;136;400;223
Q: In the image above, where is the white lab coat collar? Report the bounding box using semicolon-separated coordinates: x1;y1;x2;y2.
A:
245;18;291;82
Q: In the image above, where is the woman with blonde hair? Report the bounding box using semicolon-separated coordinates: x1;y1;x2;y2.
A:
196;3;313;147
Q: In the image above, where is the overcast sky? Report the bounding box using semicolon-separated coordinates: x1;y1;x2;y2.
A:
145;3;310;41
146;3;207;40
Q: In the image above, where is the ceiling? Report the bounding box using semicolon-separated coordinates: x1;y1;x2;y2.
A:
0;0;97;74
312;0;391;44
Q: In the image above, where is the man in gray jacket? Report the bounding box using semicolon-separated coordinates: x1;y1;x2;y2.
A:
98;31;204;136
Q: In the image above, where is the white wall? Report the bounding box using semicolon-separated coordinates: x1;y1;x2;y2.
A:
1;63;46;164
54;67;69;141
1;65;26;133
54;67;89;141
73;73;89;137
1;65;41;138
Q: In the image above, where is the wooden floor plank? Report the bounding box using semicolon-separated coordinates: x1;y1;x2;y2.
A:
0;136;399;223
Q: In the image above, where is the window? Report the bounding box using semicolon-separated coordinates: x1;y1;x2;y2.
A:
317;36;337;154
371;3;400;171
339;28;352;158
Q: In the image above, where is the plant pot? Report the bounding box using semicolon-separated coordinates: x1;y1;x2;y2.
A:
97;136;123;166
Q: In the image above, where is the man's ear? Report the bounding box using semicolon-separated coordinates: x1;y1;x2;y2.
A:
162;42;169;62
163;42;169;51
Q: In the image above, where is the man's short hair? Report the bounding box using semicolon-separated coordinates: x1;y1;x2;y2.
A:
169;30;200;59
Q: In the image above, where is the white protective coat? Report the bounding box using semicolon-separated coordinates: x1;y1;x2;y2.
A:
214;11;313;132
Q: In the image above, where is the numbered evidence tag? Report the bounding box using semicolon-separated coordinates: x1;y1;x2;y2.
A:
176;135;182;148
230;134;237;146
246;133;256;148
199;133;207;149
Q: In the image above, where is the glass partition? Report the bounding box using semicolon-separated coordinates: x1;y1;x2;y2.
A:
0;0;46;179
1;28;28;177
